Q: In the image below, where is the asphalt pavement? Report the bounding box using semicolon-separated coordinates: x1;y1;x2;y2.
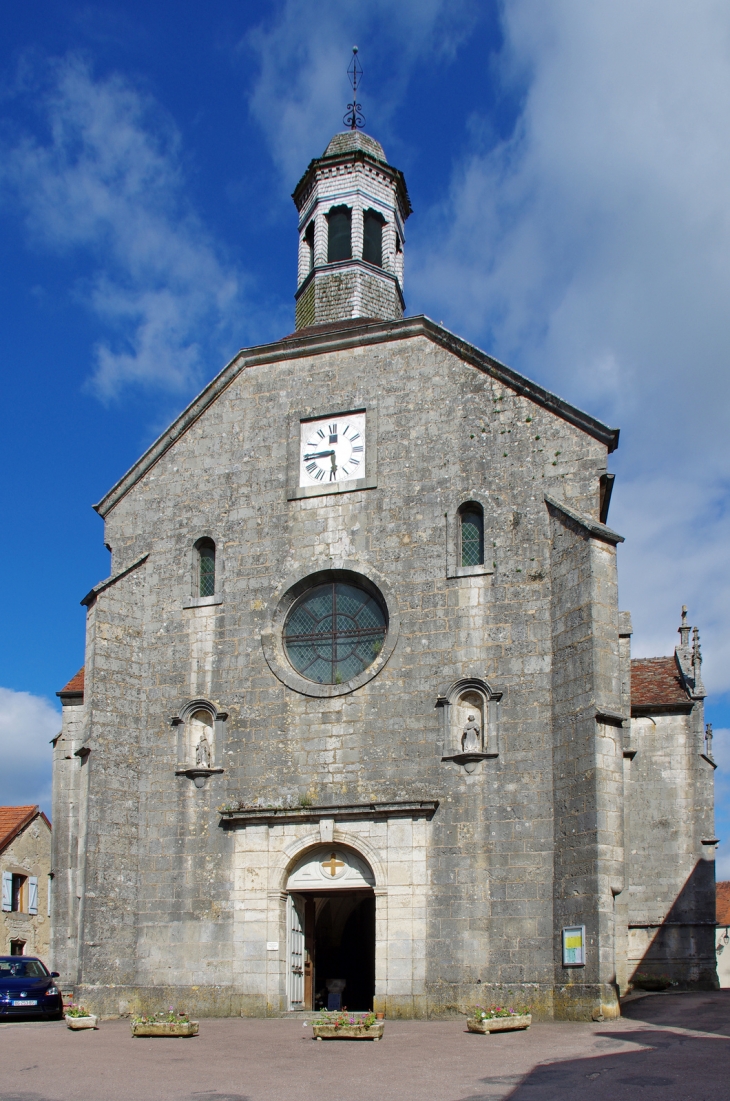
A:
1;990;729;1101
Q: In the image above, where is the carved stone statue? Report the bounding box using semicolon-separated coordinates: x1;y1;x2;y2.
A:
462;714;481;753
195;735;212;769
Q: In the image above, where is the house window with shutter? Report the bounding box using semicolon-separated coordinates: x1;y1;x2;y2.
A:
12;874;27;912
28;876;38;915
1;871;11;912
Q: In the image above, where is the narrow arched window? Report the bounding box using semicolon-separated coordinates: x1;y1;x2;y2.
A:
327;206;352;262
460;505;484;567
304;220;315;272
363;210;385;267
197;539;216;597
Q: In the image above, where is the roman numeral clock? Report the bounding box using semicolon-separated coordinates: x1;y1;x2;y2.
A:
287;408;375;501
299;412;366;487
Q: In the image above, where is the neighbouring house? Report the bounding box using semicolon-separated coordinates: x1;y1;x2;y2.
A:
717;882;730;988
1;806;52;960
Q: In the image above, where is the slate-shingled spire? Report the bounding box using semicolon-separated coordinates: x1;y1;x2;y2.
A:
291;129;412;330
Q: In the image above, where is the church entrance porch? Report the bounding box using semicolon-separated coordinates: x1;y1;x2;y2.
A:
228;802;435;1018
288;890;375;1012
286;845;376;1012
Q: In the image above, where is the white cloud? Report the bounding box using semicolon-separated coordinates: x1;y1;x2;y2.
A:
1;55;248;399
0;687;59;813
409;0;730;692
245;0;477;180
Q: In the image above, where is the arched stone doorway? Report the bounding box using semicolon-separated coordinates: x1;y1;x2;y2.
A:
286;846;375;1012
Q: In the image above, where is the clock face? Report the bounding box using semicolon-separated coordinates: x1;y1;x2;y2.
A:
299;412;366;487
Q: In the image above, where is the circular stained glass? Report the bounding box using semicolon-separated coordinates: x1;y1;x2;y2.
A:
283;582;387;685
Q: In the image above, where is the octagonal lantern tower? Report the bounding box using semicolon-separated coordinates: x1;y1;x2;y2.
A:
292;131;412;330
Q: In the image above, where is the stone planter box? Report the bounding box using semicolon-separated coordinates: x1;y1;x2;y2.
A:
65;1015;98;1030
467;1014;531;1034
131;1021;199;1038
312;1022;384;1041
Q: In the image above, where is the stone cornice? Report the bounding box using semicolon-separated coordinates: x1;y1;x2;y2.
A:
544;494;625;545
80;552;149;606
94;317;620;517
219;800;439;828
292;149;412;219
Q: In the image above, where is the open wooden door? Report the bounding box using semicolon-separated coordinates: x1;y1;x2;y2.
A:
286;894;305;1010
303;896;315;1010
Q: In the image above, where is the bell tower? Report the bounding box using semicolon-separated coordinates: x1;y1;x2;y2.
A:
291;55;412;330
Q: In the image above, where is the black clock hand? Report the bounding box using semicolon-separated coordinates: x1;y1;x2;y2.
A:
303;449;335;461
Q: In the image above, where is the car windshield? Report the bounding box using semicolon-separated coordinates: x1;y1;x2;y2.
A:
0;959;48;978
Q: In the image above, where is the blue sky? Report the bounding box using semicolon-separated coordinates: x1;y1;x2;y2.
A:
1;1;729;871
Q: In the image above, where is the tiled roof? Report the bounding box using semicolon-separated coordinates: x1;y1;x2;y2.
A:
0;806;50;853
57;667;84;695
718;882;730;926
631;656;690;712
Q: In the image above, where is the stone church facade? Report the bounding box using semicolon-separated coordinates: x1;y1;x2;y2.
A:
51;130;717;1020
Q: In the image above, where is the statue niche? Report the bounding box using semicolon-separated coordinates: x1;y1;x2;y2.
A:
437;679;501;773
174;703;226;788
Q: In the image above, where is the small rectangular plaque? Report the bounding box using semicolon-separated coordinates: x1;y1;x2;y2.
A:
266;941;279;951
562;925;586;967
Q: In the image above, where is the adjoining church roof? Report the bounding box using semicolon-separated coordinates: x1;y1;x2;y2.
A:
718;881;730;925
322;131;386;162
0;806;51;853
94;316;620;518
631;656;691;713
57;667;84;697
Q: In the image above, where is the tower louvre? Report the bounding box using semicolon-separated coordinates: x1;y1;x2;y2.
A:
292;130;412;330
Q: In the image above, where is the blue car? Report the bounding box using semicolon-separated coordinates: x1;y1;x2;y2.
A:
0;956;63;1019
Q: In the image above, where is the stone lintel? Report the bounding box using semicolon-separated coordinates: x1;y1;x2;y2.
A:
219;800;439;827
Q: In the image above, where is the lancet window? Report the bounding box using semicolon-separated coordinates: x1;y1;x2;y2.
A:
196;538;216;597
459;504;484;567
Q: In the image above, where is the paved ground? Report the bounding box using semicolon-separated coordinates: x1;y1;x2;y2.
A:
2;991;729;1101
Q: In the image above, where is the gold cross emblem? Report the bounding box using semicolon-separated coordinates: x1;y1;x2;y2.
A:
322;852;345;877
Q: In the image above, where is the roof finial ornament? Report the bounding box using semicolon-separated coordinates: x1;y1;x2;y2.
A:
344;46;365;131
678;605;691;649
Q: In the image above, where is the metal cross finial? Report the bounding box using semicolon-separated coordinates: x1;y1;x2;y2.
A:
344;46;365;131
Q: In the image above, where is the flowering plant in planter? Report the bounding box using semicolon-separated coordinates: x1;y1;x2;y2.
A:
65;1004;99;1030
131;1007;191;1025
313;1010;377;1030
131;1007;198;1038
311;1010;383;1040
467;1005;532;1034
474;1005;530;1020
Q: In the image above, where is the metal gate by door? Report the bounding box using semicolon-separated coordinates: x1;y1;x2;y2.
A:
286;894;305;1009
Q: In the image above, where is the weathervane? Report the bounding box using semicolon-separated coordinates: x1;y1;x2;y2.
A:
344;46;365;130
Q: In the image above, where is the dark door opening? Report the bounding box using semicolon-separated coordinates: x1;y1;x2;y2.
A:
297;889;375;1012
